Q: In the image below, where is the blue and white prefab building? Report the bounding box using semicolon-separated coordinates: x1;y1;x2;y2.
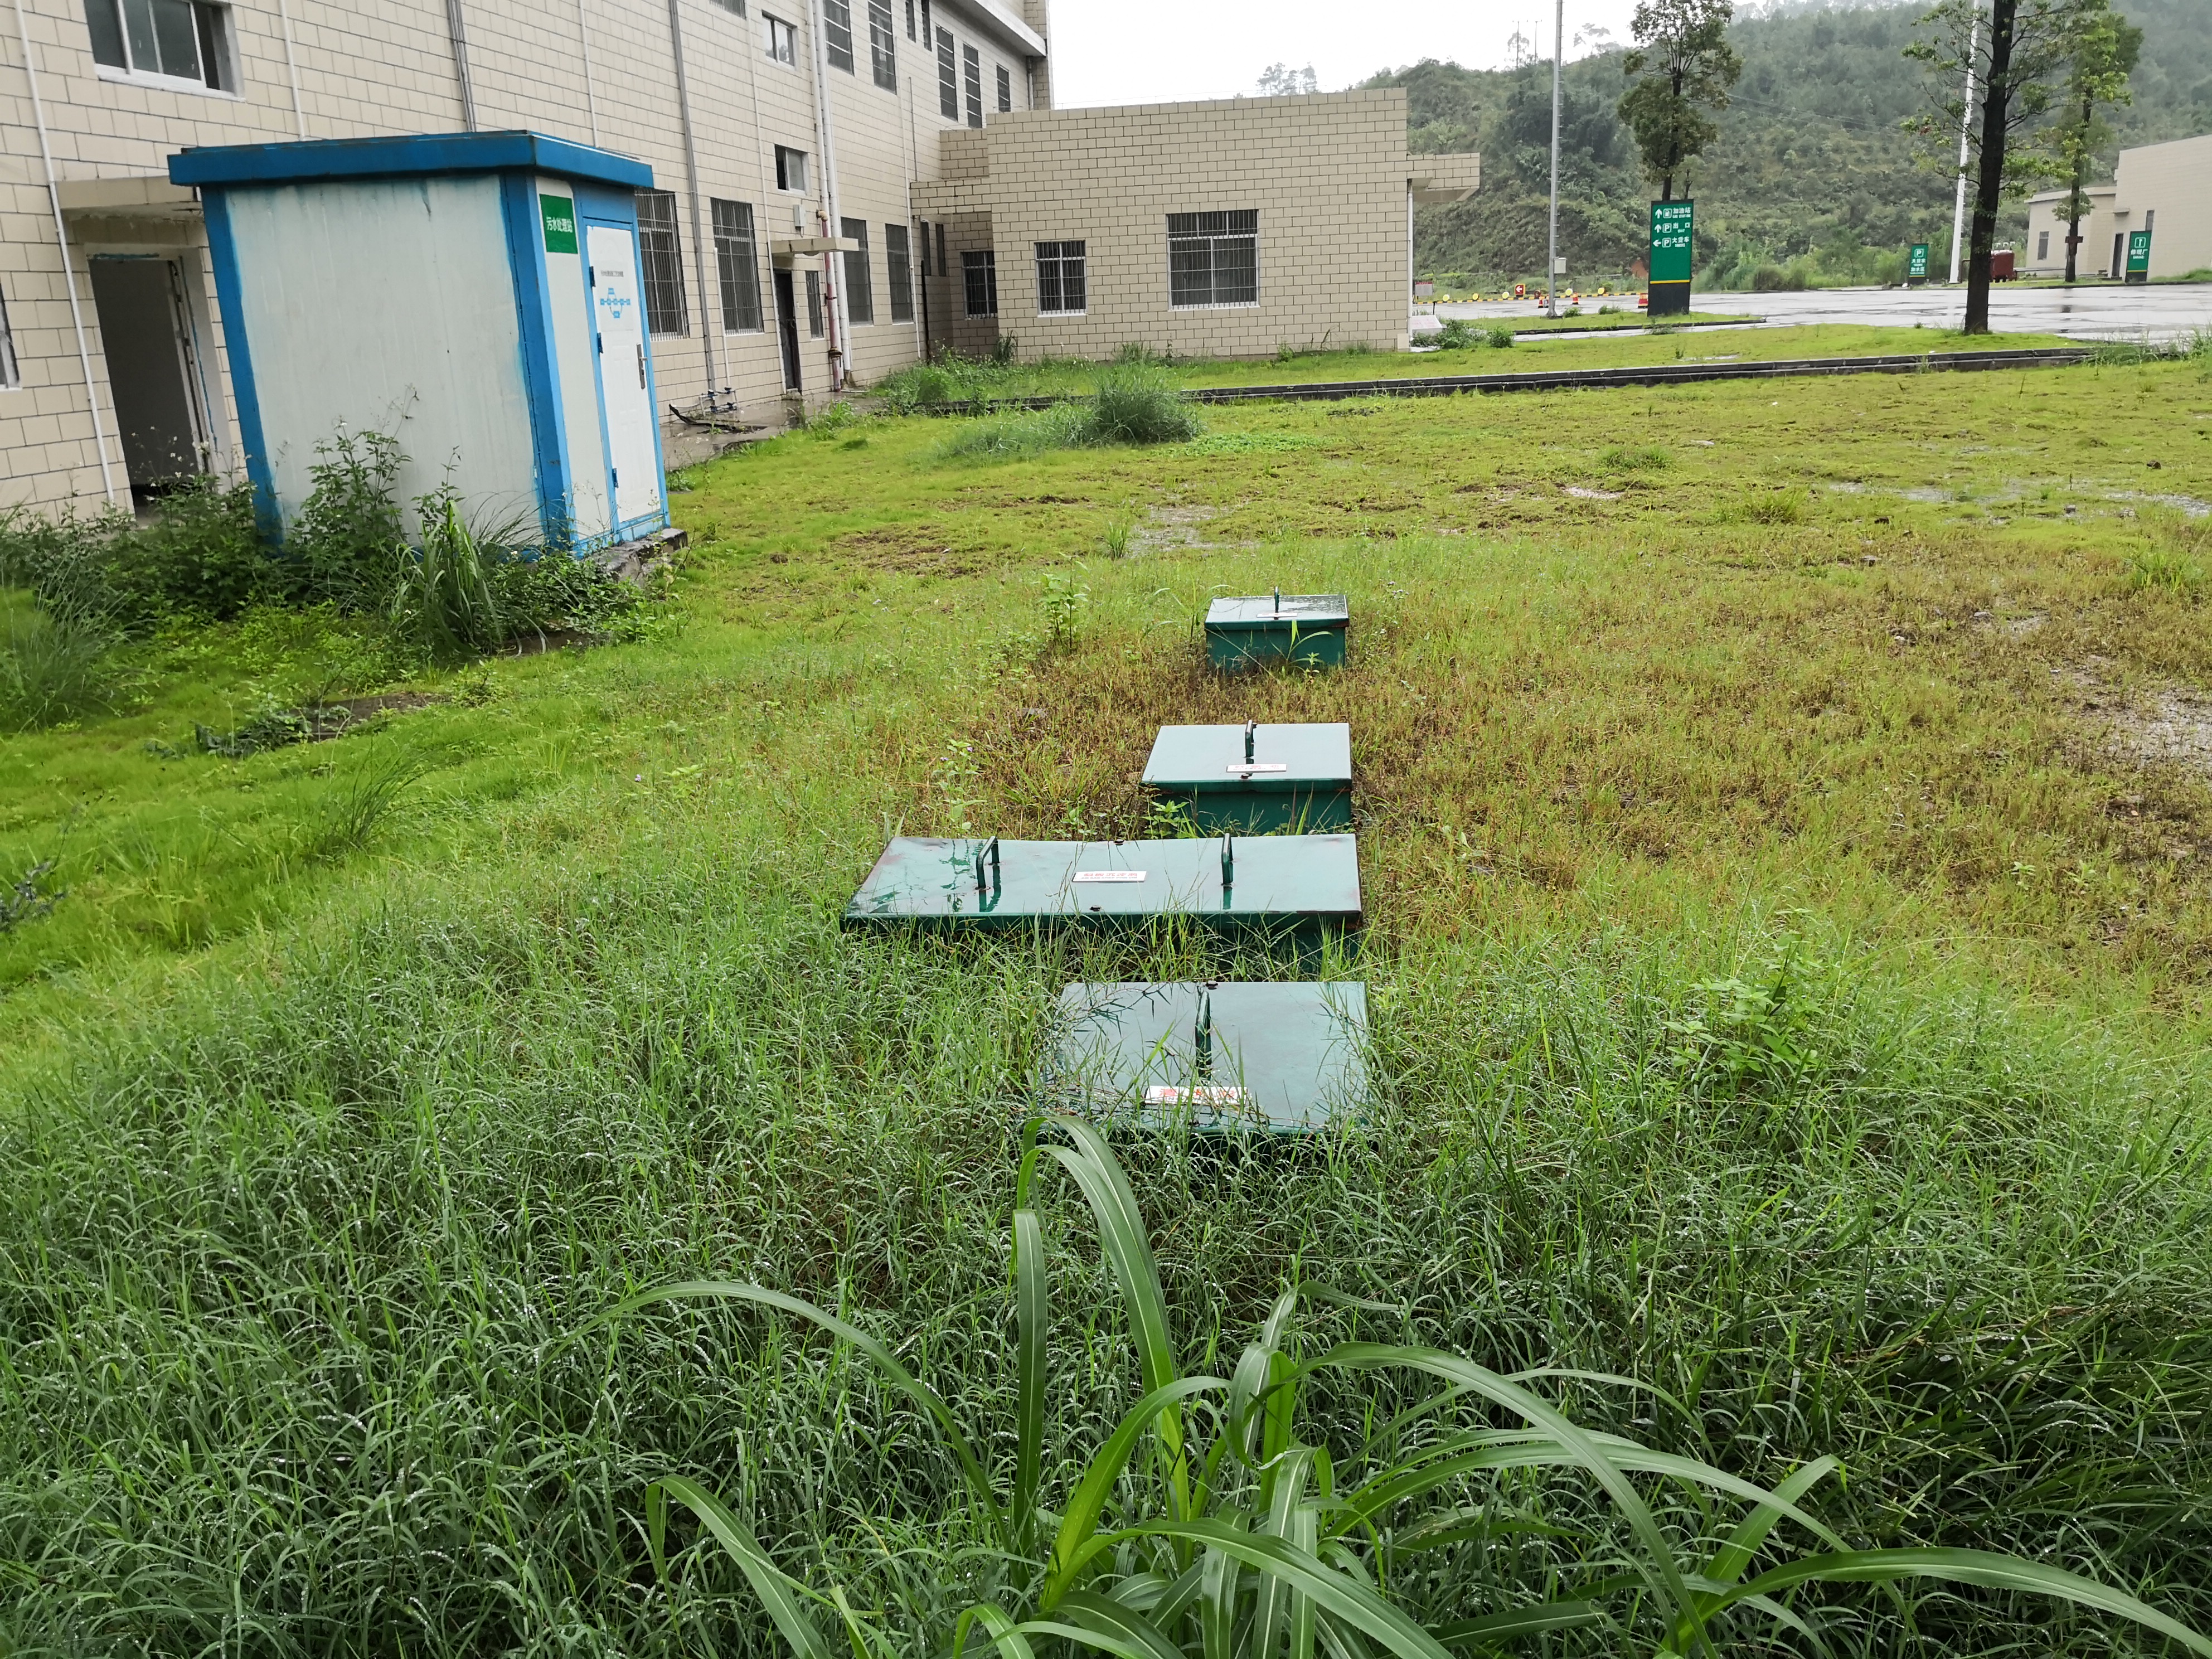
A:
169;131;670;553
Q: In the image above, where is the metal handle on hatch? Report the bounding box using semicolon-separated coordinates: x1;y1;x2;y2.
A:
637;343;646;389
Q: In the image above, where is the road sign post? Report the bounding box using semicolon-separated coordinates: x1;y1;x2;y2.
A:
1649;200;1694;317
2126;229;2152;284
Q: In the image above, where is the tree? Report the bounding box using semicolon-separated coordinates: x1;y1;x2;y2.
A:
1617;0;1743;202
2051;3;2142;281
1255;63;1318;97
1907;0;2104;333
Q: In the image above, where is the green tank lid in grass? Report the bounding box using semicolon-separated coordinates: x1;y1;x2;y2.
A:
842;834;1361;951
1205;591;1349;671
1143;721;1353;834
1044;979;1369;1133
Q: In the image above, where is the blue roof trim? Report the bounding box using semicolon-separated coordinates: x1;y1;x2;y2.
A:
169;131;653;191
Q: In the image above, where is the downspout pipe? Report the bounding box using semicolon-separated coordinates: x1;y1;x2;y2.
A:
807;0;850;390
12;0;118;506
444;0;478;129
665;0;718;399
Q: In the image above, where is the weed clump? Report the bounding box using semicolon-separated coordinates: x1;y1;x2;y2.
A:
1602;444;1673;472
1734;487;1810;526
1080;361;1200;445
0;600;125;732
2126;543;2205;598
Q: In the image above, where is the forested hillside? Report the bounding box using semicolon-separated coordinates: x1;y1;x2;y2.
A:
1372;0;2212;285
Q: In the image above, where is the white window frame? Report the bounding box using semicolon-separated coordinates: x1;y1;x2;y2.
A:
763;12;797;64
774;144;809;193
1034;240;1086;316
86;0;241;97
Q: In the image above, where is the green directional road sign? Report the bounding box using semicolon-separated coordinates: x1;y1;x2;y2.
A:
1908;242;1930;283
1649;200;1694;317
2126;229;2152;283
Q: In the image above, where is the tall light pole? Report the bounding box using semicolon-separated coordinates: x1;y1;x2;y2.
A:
1546;0;1564;317
1948;8;1981;285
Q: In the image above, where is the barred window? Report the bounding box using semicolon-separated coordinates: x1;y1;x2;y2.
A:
962;249;997;318
707;0;743;14
635;189;688;334
936;28;956;119
904;0;913;38
841;217;874;324
886;224;914;322
996;62;1010;111
1168;210;1257;309
962;42;981;127
1035;240;1085;314
822;0;853;71
712;198;763;333
806;268;824;337
866;0;895;88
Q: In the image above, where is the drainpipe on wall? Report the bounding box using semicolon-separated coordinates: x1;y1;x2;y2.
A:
576;0;601;145
444;0;478;128
807;0;850;390
664;0;717;402
275;0;307;138
11;0;118;506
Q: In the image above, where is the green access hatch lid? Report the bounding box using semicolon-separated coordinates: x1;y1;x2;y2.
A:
842;835;1361;938
1205;593;1349;633
1143;721;1352;794
1045;980;1370;1132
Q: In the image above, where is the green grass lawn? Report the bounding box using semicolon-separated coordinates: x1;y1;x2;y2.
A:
3;336;2211;1653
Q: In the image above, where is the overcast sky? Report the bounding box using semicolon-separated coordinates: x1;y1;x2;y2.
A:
1047;0;1652;109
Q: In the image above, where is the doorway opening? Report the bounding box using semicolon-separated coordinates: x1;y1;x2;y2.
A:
89;255;208;509
772;269;802;391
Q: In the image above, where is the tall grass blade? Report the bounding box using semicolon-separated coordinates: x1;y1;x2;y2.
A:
1250;1446;1316;1659
1431;1602;1606;1642
954;1602;1040;1659
1117;1519;1454;1659
1702;1456;1843;1589
1042;1375;1226;1605
613;1282;1006;1537
1050;1590;1188;1659
1317;1343;1713;1655
1013;1204;1047;1552
1713;1549;2212;1655
647;1475;835;1659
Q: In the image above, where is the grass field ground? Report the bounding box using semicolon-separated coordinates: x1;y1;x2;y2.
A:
3;334;2210;1652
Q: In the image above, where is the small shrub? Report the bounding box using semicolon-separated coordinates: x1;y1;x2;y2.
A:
0;601;124;731
1486;323;1516;348
1751;265;1806;292
1738;488;1810;526
284;426;408;612
299;743;429;861
1100;511;1136;560
1036;572;1087;653
104;477;267;622
989;334;1018;367
0;860;65;933
2126;544;2205;597
1601;444;1673;472
1434;317;1479;350
1079;362;1201;445
802;400;860;436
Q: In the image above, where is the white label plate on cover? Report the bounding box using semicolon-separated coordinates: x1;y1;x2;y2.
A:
1074;870;1146;883
1225;763;1289;774
1145;1085;1250;1107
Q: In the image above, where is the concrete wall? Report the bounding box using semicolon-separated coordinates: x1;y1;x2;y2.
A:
1;0;1045;511
2020;186;2117;279
2113;133;2212;281
913;89;1419;362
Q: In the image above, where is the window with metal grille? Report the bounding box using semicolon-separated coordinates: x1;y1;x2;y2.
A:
996;63;1010;111
85;0;232;89
936;28;957;119
635;190;688;334
886;224;914;322
962;43;982;126
712;199;763;333
0;284;18;389
840;218;875;324
764;12;795;61
1034;241;1086;314
806;268;824;336
822;0;853;70
962;249;997;318
866;0;895;86
1167;210;1258;309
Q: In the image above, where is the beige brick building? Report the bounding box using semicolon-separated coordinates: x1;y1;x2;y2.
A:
911;89;1477;363
2020;132;2212;282
1;0;1472;518
1;0;1049;512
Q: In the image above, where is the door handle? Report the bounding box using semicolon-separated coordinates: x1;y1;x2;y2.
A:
637;343;646;389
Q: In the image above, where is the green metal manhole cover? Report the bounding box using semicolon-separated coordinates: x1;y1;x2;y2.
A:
1143;721;1353;835
842;835;1361;948
1205;592;1349;672
1045;980;1370;1133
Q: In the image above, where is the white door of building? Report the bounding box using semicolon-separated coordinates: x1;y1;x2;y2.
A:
585;222;660;530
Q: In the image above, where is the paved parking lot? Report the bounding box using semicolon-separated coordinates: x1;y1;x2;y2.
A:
1420;281;2212;343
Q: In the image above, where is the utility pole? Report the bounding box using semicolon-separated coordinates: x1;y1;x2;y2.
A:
1948;8;1980;285
1547;0;1563;317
